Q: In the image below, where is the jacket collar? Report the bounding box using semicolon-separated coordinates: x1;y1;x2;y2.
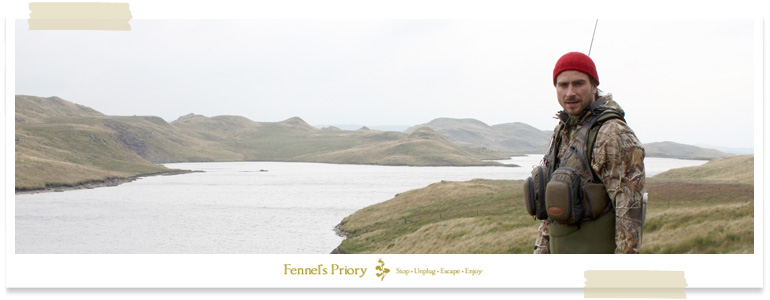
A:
557;94;622;126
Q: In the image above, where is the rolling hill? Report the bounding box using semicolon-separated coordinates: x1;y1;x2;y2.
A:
406;117;737;160
15;95;509;191
297;127;504;166
15;96;247;190
651;155;754;184
16;95;738;191
170;113;508;165
405;118;552;155
643;141;734;160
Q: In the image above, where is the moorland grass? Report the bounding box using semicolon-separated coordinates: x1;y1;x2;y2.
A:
336;155;755;254
652;155;754;184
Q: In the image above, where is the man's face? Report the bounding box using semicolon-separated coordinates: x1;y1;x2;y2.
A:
555;70;597;116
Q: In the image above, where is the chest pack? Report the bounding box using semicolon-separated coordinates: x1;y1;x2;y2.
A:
524;99;625;226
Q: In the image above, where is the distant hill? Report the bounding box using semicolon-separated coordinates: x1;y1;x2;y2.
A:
405;118;737;160
696;144;753;155
405;118;552;155
643;141;734;160
15;95;509;191
171;113;508;165
298;127;506;166
315;124;411;132
652;155;753;184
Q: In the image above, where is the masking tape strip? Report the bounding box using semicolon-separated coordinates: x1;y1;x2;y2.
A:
584;270;687;299
29;2;132;31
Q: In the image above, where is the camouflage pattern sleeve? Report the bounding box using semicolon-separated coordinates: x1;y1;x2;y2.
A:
592;119;646;254
533;220;551;254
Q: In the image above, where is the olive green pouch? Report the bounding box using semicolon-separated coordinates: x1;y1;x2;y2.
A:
583;183;610;218
524;165;549;220
545;167;585;225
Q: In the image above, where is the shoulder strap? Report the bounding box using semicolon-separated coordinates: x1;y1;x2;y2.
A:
584;110;625;182
548;98;625;179
547;123;565;175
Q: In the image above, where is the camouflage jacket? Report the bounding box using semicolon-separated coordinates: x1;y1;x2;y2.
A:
533;94;646;254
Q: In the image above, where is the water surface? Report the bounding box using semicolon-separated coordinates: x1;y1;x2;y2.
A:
15;156;706;254
16;162;518;254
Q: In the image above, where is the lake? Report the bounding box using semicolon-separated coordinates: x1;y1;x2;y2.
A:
15;155;707;254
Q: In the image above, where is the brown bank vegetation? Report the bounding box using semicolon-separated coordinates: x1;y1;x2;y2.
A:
335;155;754;254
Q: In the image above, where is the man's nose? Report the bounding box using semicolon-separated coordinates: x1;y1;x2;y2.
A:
565;84;576;97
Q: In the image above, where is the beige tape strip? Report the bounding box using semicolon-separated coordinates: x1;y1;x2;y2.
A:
584;270;687;299
29;2;132;31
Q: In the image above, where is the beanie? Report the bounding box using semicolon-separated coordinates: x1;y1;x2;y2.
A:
552;52;599;86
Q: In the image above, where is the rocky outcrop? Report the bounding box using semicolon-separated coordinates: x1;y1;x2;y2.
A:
103;120;151;159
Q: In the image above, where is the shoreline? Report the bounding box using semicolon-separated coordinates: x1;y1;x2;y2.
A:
15;160;517;196
330;222;350;254
15;169;201;195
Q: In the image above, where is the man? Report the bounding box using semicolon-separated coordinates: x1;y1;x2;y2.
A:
531;52;646;254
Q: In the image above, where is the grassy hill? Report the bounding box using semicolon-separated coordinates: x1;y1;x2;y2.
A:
335;179;532;254
335;155;754;254
298;127;506;166
170;113;509;165
405;118;552;155
643;155;754;253
171;114;360;161
15;96;246;191
651;155;753;184
15;95;509;191
16;96;166;190
15;95;104;122
644;141;734;160
405;118;739;160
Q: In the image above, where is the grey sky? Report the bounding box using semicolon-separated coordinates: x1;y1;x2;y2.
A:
15;19;755;149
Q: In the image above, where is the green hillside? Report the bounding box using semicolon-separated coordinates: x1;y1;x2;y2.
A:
15;96;246;191
644;141;734;160
170;113;509;165
298;127;506;166
171;114;360;161
15;95;104;122
406;118;739;160
405;118;552;155
652;155;753;184
335;155;755;254
15;95;509;191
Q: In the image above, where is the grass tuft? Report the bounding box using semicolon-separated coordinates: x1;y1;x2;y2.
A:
337;164;755;254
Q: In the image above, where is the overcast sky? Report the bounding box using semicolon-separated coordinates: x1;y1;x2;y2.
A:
14;18;755;149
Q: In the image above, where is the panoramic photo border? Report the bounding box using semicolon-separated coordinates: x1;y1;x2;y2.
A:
3;0;765;291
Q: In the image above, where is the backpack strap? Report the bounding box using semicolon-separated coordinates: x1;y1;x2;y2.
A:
547;124;564;176
548;98;625;180
584;110;625;182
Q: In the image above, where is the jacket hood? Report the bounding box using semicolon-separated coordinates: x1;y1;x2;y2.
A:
597;93;625;117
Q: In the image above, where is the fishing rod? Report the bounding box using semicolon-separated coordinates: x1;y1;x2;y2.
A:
588;19;598;56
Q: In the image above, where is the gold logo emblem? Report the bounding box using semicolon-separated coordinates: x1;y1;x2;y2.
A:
375;258;390;281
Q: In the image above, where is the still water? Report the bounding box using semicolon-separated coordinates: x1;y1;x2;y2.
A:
15;156;706;254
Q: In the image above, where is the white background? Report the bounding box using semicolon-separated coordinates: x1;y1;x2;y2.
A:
2;0;767;299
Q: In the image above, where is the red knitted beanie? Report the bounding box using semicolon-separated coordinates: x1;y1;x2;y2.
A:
552;52;599;86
